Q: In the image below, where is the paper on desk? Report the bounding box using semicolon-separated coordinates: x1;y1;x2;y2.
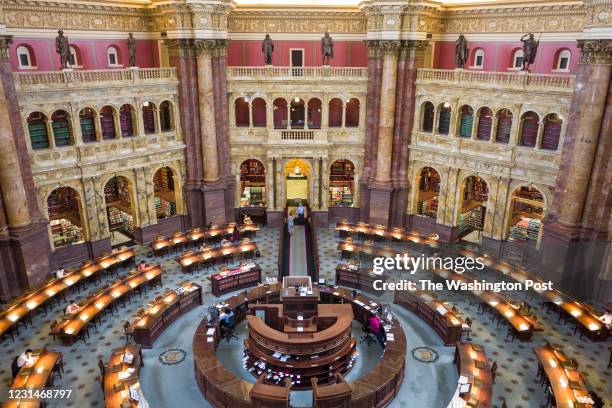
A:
297;327;304;332
458;375;469;384
207;337;214;343
206;328;216;335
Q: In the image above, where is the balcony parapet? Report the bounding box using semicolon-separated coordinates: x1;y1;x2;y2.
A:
13;67;178;91
416;69;574;93
227;66;368;81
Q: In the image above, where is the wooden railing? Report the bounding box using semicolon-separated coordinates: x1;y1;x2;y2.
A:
14;67;178;91
417;68;575;91
228;66;368;79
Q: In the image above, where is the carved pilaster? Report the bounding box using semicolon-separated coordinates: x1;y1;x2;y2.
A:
577;39;612;64
164;39;197;59
0;36;12;60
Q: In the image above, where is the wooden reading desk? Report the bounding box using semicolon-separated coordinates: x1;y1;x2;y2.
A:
451;342;493;408
103;343;146;408
335;221;440;247
176;241;258;273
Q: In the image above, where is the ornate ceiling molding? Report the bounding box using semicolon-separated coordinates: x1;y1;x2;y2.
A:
577;39;612;64
227;10;366;33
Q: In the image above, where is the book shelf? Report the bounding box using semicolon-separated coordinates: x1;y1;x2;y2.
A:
210;264;262;297
509;217;541;243
143;106;155;134
120;108;134;137
496;114;512;143
329;186;353;207
52;113;71;146
50;218;84;247
476;114;492;140
335;264;386;296
541;119;561;150
101;113;116;140
107;206;134;233
28;113;49;149
508;187;543;244
520;116;538;147
329;160;354;207
438;109;451;134
463;177;488;204
459;108;473;138
80;111;96;143
417;198;438;218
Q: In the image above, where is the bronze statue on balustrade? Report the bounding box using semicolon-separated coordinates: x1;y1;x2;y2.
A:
520;33;540;71
55;30;70;70
455;34;469;68
128;33;137;67
262;34;274;65
321;32;334;65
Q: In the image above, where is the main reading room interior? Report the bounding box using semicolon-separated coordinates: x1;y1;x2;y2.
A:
0;0;610;407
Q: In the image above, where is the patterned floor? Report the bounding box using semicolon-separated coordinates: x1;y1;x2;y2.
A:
0;225;609;408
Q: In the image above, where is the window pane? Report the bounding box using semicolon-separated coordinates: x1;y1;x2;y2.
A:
109;54;116;65
476;55;483;66
515;56;523;68
559;57;568;70
19;54;29;67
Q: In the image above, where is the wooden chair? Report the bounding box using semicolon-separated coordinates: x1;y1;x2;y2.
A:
462;318;472;341
123;321;135;343
491;361;498;383
98;359;107;376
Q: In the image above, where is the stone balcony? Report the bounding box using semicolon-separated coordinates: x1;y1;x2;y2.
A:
227;66;368;81
229;127;365;146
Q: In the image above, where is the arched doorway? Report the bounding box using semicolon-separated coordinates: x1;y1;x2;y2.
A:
507;186;545;246
47;187;85;248
239;159;266;207
154;167;177;220
329;160;355;207
290;98;305;129
457;175;488;242
415;167;440;218
104;176;135;244
284;159;311;208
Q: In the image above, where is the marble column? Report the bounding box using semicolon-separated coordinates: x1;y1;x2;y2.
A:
165;39;204;228
195;41;219;182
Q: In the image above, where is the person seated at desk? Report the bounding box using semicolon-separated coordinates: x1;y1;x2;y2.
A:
231;228;239;242
220;238;230;246
518;301;532;316
219;308;235;327
55;267;66;279
598;308;612;329
207;222;213;230
65;300;80;315
199;243;207;252
137;261;149;271
17;348;35;368
368;313;385;350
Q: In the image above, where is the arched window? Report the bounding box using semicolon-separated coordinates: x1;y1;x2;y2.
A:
100;106;117;140
476;107;493;140
307;98;322;129
240;159;266;206
421;102;434;133
541;114;562;150
160;101;174;132
252;98;266;127
458;105;474;138
142;102;156;134
16;45;34;68
345;98;360;127
495;109;513;144
273;98;288;129
519;111;539;147
235;97;250;127
512;49;524;69
69;46;80;67
79;108;97;143
154;167;177;219
416;167;440;218
438;103;451;135
28;112;49;149
119;104;135;137
328;98;343;128
329;160;355;207
47;187;85;247
473;49;484;69
51;110;72;146
556;50;571;71
290;97;305;128
107;46;120;66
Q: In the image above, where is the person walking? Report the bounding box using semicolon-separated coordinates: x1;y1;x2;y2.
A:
287;212;295;235
297;203;305;225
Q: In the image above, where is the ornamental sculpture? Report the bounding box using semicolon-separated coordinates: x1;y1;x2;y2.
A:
55;30;70;69
321;32;334;65
455;34;469;68
520;33;540;71
262;34;274;65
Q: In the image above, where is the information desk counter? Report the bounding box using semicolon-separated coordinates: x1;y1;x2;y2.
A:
335;221;440;247
103;343;146;408
0;248;135;341
335;263;387;295
460;248;608;341
394;290;463;345
210;264;261;297
194;284;407;408
51;266;163;345
451;342;493;408
176;241;258;273
337;241;399;260
5;348;63;408
533;343;594;407
129;282;202;348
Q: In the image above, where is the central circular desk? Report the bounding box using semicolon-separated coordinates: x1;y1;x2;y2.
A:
193;283;407;408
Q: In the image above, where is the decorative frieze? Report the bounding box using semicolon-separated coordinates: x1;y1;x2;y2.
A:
577;39;612;64
228;10;366;34
366;40;428;59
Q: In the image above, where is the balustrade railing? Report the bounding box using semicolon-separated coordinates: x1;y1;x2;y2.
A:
417;68;574;91
228;66;368;79
281;130;315;140
14;67;178;91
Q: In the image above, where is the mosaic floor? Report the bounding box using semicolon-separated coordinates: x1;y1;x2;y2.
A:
0;225;609;408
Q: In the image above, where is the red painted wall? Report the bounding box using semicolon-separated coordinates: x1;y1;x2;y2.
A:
228;40;367;67
433;41;579;74
10;37;159;71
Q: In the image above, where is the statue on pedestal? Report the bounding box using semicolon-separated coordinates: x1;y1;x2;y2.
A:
262;34;274;65
321;32;334;65
455;34;469;68
55;30;70;69
520;33;539;71
128;33;137;67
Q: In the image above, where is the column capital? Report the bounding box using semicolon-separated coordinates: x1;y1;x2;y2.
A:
194;39;229;58
0;35;12;61
365;39;428;59
577;39;612;64
164;38;197;59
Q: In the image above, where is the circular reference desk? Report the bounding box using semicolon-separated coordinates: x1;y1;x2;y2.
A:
193;284;407;408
